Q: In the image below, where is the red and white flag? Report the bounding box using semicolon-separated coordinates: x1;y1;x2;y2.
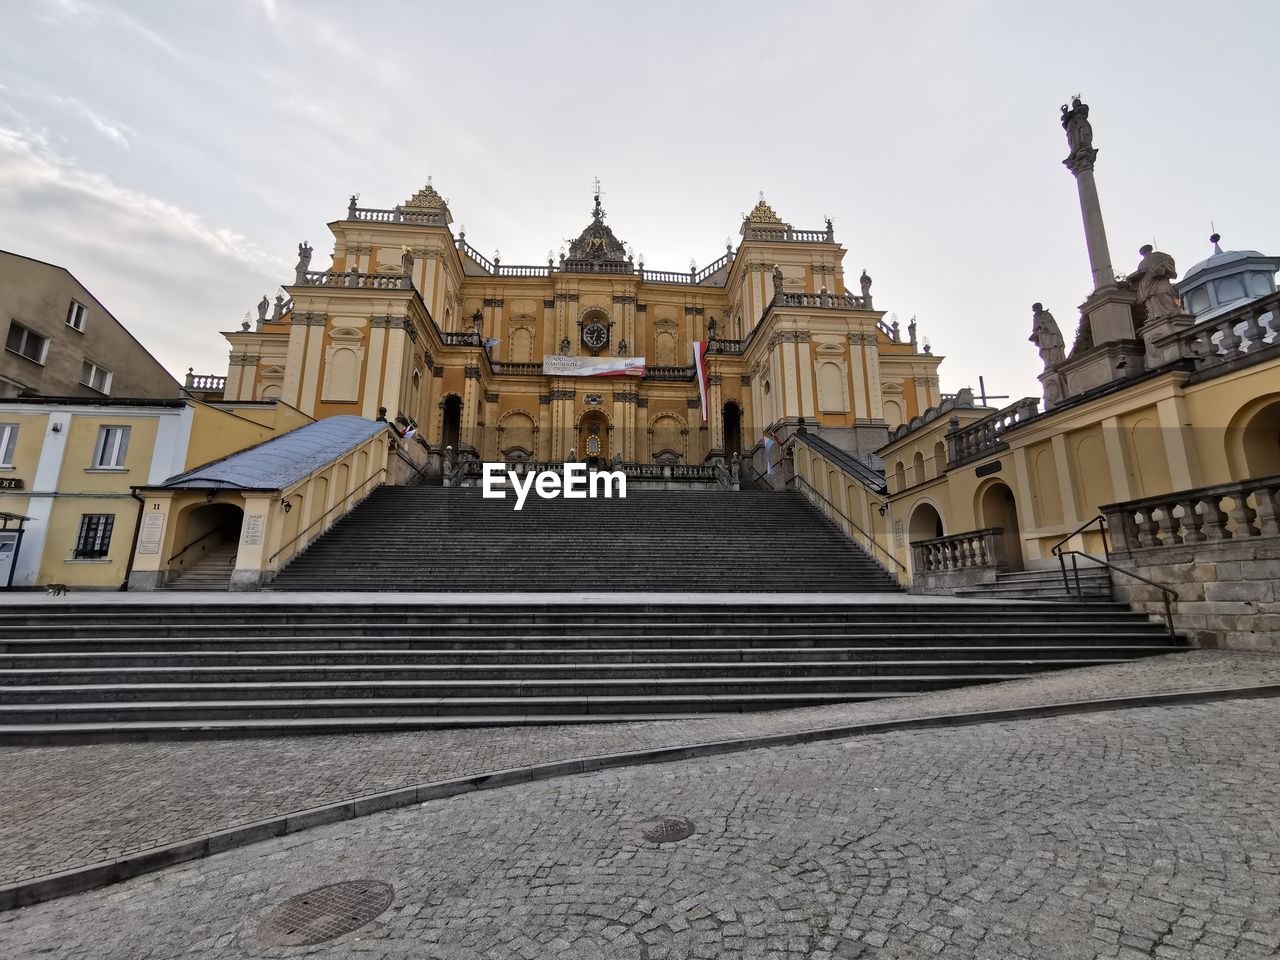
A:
692;340;710;422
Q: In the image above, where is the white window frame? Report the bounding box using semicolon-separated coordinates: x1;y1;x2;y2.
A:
66;300;87;332
0;423;17;468
5;323;48;365
81;360;113;395
92;425;130;469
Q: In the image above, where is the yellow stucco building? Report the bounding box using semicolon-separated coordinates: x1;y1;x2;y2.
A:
205;184;942;472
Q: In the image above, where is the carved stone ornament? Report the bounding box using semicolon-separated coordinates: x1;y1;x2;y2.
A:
746;195;781;224
585;393;604;407
569;193;628;262
402;179;446;209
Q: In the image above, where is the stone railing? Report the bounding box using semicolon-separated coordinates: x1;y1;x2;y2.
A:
777;291;869;310
708;338;745;354
348;206;449;227
441;330;481;346
693;251;734;284
184;372;226;392
496;264;552;278
563;258;634;276
910;528;1007;574
490;361;543;375
877;318;897;340
457;240;494;273
1102;474;1280;553
644;365;694;381
742;224;835;243
642;268;693;285
1175;290;1280;372
298;269;411;290
946;397;1039;467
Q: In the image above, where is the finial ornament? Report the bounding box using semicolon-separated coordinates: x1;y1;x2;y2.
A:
1210;231;1223;254
746;195;781;224
403;179;446;209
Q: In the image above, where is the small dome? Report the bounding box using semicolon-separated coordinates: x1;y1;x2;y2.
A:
1174;234;1280;322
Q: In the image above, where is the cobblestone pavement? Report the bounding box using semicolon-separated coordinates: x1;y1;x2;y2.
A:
2;650;1279;890
3;697;1279;959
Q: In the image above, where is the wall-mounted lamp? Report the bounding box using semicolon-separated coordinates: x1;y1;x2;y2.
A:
205;490;216;504
50;422;62;433
878;504;887;517
282;500;292;513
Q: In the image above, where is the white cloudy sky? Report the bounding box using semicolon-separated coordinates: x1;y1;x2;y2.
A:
1;0;1275;402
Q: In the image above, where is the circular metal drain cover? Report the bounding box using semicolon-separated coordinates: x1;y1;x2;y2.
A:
639;815;696;844
258;879;394;946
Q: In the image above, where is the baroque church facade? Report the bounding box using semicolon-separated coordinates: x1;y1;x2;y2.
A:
218;184;942;466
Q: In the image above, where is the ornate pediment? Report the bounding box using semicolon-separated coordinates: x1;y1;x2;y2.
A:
746;194;782;224
402;177;446;210
569;194;628;263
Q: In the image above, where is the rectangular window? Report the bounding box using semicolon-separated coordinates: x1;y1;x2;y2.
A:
92;425;130;468
73;514;114;559
5;323;48;364
81;361;112;394
0;423;16;467
66;301;87;332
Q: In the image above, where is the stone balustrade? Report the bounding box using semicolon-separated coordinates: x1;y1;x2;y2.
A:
1175;290;1279;371
1102;474;1280;553
708;338;745;354
489;361;543;375
349;206;449;226
299;269;411;290
184;372;226;392
644;365;694;381
777;291;870;310
910;527;1007;575
946;397;1040;467
741;224;834;243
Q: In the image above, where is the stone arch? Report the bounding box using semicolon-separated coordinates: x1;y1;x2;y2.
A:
1129;416;1171;497
932;441;947;478
893;460;906;492
722;400;742;458
169;500;245;584
907;499;945;543
322;327;364;403
648;412;687;463
1225;392;1280;479
883;398;904;429
509;326;534;363
1032;447;1064;526
911;451;926;485
497;408;537;459
440;393;463;450
816;359;849;413
975;478;1023;572
1074;433;1114;516
259;383;283;401
655;329;678;366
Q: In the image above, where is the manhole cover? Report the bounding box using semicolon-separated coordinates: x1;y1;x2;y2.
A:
639;815;696;844
258;879;394;946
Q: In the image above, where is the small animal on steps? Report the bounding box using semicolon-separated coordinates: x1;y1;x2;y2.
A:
46;583;68;596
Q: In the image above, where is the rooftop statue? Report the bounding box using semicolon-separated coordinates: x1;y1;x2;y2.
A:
1130;245;1184;321
295;242;313;284
860;269;872;298
1029;302;1066;370
1061;96;1098;175
257;295;270;322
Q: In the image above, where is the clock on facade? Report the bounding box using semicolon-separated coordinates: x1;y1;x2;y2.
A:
582;321;609;352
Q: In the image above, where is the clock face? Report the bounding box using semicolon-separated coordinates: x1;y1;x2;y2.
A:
582;321;608;350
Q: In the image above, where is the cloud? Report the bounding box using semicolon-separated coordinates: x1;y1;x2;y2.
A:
0;122;288;377
45;95;133;149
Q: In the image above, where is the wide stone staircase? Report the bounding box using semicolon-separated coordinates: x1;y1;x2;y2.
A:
268;487;901;592
0;598;1185;741
954;566;1114;601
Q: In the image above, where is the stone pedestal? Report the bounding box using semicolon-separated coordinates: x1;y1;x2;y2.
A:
1038;370;1066;410
1057;340;1147;397
1081;284;1138;345
1138;312;1196;367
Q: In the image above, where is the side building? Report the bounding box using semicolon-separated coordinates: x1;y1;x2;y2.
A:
0;250;180;400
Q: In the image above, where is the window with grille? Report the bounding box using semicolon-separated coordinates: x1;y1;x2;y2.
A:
66;301;87;332
93;425;130;468
81;361;112;394
74;514;114;559
5;323;48;364
0;423;16;467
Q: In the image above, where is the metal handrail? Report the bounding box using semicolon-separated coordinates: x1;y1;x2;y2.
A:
267;468;387;563
1056;549;1179;641
792;474;906;576
1050;514;1110;560
167;525;225;565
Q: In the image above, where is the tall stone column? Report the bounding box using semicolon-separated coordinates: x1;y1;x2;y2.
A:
1061;97;1114;290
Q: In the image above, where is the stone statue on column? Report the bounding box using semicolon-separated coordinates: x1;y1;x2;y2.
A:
401;246;415;278
295;242;313;284
1130;245;1183;321
559;336;571;356
772;264;784;301
271;293;285;322
256;295;269;323
907;316;918;346
859;269;872;298
1029;303;1066;370
617;338;628;356
706;316;717;339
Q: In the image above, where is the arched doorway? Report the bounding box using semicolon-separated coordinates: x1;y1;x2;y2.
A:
440;395;462;450
722;401;742;459
578;410;609;466
1227;395;1280;478
170;502;244;585
978;481;1023;571
908;501;944;543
